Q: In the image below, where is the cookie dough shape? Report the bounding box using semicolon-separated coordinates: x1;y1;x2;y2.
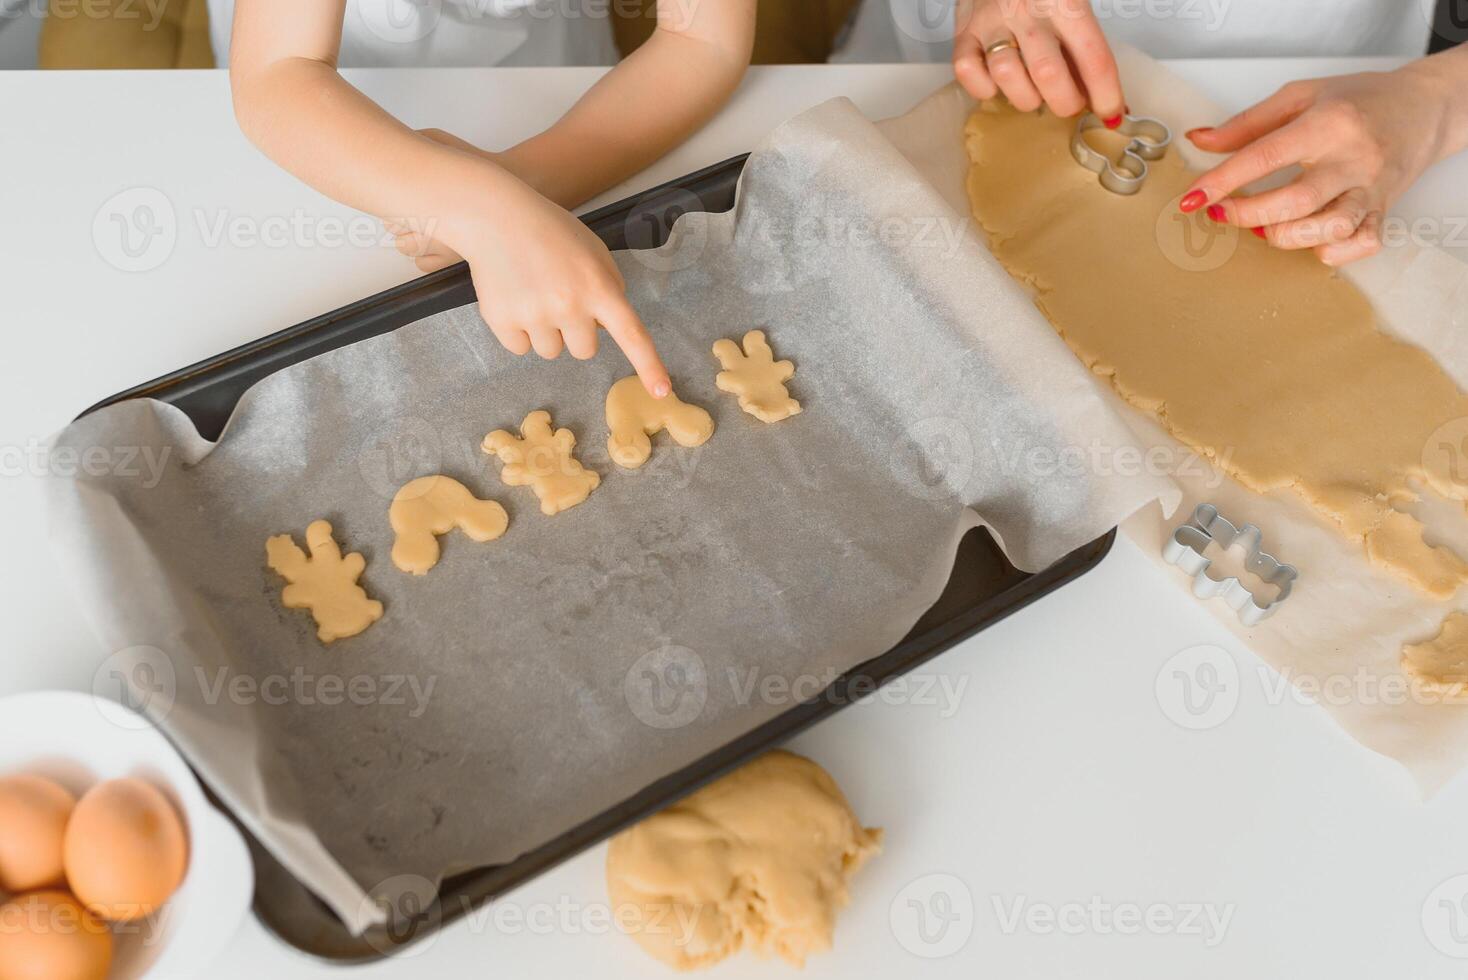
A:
482;410;600;516
1403;612;1468;700
713;329;802;423
606;749;881;971
964;102;1468;597
389;475;508;575
266;520;383;643
605;375;715;469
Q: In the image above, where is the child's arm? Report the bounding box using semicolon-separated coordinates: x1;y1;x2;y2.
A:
389;0;756;282
500;0;757;209
229;1;754;394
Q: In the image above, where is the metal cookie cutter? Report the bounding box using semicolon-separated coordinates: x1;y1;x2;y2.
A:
1070;112;1172;196
1162;503;1298;627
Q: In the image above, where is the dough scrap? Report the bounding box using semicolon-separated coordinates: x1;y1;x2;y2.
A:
389;475;508;575
713;330;802;423
605;375;715;469
1403;612;1468;700
266;520;383;643
964;102;1468;597
605;749;881;971
482;410;600;516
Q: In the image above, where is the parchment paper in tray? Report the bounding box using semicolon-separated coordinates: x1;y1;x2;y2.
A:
46;97;1176;931
889;45;1468;796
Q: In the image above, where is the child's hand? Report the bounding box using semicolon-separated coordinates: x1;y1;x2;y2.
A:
1180;51;1468;266
384;130;488;272
437;166;670;397
389;128;670;397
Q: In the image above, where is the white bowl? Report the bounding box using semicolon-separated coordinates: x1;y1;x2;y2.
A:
0;689;254;979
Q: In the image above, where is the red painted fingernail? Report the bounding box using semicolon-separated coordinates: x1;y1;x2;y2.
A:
1103;114;1123;130
1252;227;1267;240
1185;127;1214;141
1206;204;1226;222
1179;190;1207;214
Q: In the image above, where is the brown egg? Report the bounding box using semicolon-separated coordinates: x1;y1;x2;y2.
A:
63;778;188;922
0;890;113;980
0;774;76;893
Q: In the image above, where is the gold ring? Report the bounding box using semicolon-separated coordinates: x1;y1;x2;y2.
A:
984;37;1018;56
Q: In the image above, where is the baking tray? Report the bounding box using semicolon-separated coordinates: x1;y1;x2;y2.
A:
77;154;1116;961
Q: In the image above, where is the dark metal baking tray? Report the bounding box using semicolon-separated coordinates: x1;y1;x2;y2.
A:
78;153;1115;962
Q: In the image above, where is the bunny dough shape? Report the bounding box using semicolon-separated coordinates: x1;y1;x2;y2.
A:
266;520;383;643
482;410;601;516
605;376;715;469
389;475;508;575
712;330;801;423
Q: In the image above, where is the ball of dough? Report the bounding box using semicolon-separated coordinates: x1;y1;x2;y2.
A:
0;890;113;980
63;778;188;922
606;750;881;970
0;774;76;892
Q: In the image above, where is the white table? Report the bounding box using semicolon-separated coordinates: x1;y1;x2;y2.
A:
5;59;1468;979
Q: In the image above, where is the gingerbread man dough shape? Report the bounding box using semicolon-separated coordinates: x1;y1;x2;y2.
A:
713;329;801;423
389;475;508;575
266;520;383;643
605;376;715;469
482;410;601;516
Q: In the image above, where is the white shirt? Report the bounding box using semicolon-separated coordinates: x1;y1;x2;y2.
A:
836;0;1435;62
208;0;620;68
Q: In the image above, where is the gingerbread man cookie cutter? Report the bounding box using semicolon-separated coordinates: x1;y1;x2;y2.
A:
1162;503;1298;627
1070;111;1172;196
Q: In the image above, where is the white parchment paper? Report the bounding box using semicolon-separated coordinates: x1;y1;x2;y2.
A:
46;96;1176;932
890;46;1468;797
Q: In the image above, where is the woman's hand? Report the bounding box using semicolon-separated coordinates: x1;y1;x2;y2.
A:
952;0;1125;123
1180;49;1468;266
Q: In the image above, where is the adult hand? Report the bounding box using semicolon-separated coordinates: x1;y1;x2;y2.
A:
1179;53;1468;266
952;0;1125;123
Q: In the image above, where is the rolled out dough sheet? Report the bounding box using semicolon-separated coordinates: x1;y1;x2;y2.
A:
963;102;1468;598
